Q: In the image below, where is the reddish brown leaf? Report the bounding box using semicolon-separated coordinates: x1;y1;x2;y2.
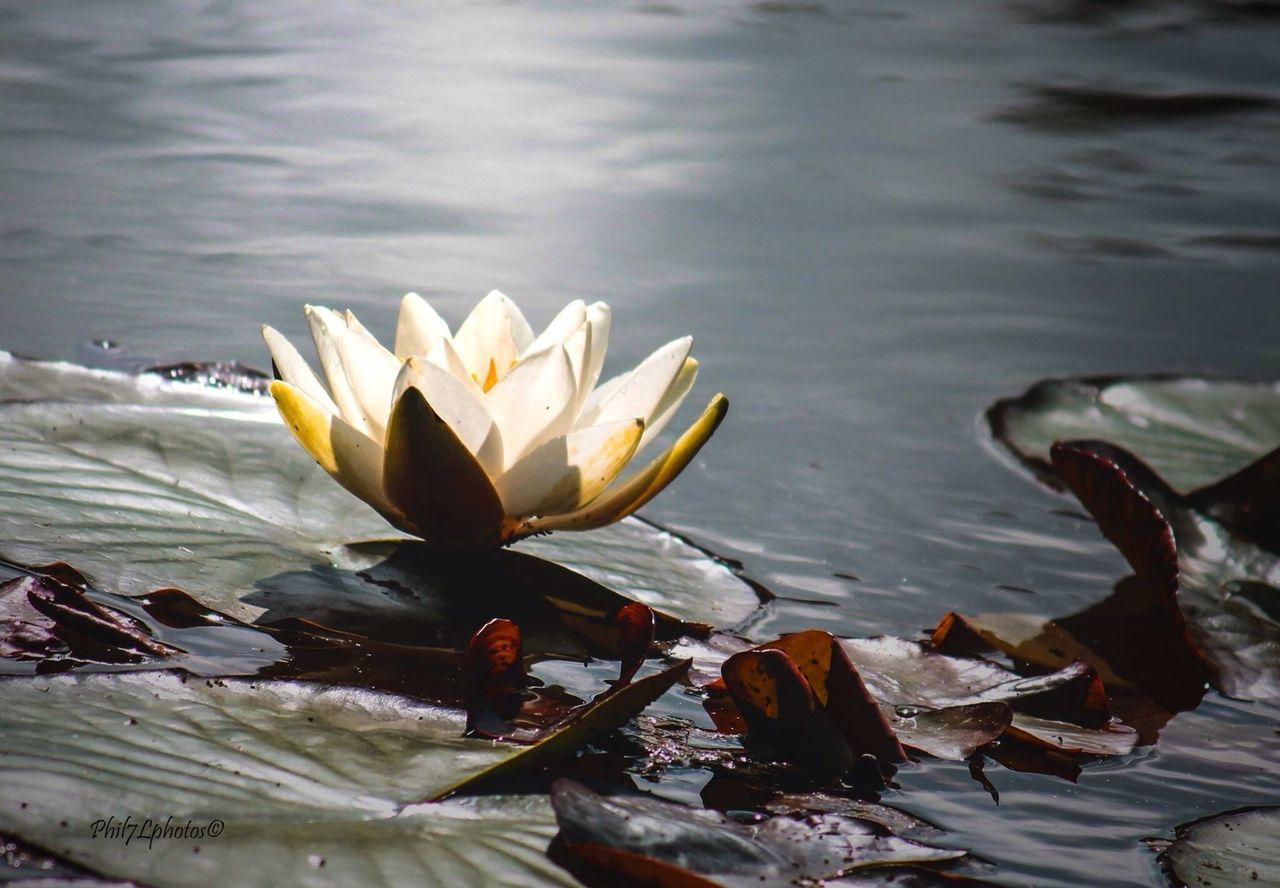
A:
722;648;816;723
722;648;853;777
1;571;172;666
1049;441;1181;614
464;618;534;739
552;838;723;888
614;602;656;686
735;631;907;763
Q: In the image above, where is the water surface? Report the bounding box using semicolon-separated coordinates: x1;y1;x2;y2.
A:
3;2;1279;885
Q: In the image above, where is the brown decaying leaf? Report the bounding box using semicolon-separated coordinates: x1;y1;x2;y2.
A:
0;566;173;667
723;647;855;777
1051;439;1280;700
756;630;909;764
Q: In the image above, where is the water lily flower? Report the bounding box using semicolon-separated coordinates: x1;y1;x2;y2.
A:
262;290;727;549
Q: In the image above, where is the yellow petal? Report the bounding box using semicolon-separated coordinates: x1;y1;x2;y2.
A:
268;381;401;520
524;393;727;535
383;385;505;548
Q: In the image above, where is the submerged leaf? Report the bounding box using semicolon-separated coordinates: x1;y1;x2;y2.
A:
931;595;1204;745
549;780;966;887
0;568;171;668
683;629;1132;762
435;659;692;799
840;636;1134;754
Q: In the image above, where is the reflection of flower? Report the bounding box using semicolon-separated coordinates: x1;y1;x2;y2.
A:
263;290;726;549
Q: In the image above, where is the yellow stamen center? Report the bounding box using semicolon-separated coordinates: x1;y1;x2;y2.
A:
482;358;500;393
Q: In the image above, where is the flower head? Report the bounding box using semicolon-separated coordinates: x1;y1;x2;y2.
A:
263;290;726;549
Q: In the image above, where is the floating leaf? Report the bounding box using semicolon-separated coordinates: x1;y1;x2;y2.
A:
988;375;1280;494
434;659;692;799
680;630;1131;761
612;602;656;686
723;647;858;777
931;579;1208;744
887;703;1013;762
463;618;569;742
1159;806;1280;888
549;779;966;887
0;671;577;887
0;352;760;635
722;631;908;769
840;637;1135;755
1053;440;1280;700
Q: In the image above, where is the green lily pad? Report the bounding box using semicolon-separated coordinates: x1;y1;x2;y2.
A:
0;352;759;632
987;375;1280;494
1159;806;1280;888
0;670;577;887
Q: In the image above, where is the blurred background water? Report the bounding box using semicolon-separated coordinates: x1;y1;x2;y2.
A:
2;1;1279;885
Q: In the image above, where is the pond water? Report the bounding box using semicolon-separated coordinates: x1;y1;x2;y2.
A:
2;1;1279;885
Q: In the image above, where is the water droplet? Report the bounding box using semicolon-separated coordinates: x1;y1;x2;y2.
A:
895;705;922;718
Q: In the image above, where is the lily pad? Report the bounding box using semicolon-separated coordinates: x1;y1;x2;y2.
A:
1159;806;1280;888
0;352;759;632
548;780;966;887
0;670;577;887
987;375;1280;494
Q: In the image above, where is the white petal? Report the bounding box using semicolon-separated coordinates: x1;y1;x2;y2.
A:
453;290;535;385
495;418;643;517
484;344;577;470
583;336;692;430
523;300;586;358
344;309;372;336
261;325;338;415
305;305;371;436
395;292;452;359
393;357;502;476
565;323;592;419
426;336;486;398
638;356;698;452
580;301;611;398
578;369;628;427
336;325;402;441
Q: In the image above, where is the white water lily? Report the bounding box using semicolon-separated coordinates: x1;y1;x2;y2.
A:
262;290;727;549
